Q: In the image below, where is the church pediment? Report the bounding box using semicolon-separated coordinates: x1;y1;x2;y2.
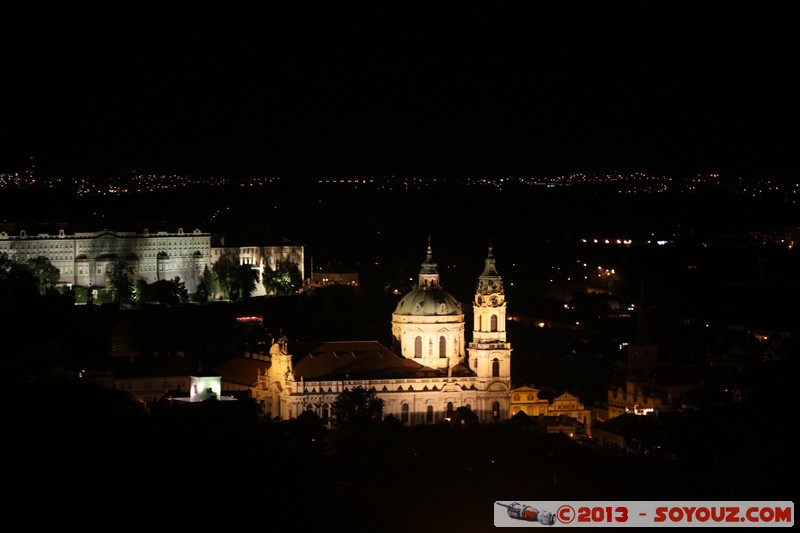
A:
440;382;464;392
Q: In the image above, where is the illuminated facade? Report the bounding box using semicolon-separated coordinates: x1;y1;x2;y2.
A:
510;385;552;417
0;227;211;292
510;386;591;428
210;244;305;297
255;242;512;425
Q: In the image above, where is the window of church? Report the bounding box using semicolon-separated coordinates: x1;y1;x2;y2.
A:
401;404;409;424
414;336;422;358
491;315;498;332
492;358;500;377
446;402;454;418
426;406;434;423
439;336;446;358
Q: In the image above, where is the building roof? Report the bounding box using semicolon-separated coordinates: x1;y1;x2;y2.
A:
212;356;270;387
289;340;441;380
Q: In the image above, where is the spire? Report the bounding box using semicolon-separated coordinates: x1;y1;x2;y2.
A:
479;242;500;279
418;236;440;289
476;242;503;295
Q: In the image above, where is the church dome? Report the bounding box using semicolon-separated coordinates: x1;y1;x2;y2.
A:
394;287;462;316
393;239;462;316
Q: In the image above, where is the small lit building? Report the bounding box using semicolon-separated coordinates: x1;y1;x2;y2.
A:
510;386;592;435
548;391;591;427
509;385;550;417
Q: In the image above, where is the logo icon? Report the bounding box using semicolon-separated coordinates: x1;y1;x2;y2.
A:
496;502;556;525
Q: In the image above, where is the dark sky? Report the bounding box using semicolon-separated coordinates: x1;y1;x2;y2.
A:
1;3;797;179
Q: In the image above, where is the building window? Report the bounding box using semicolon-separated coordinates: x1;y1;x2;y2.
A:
491;314;498;332
492;401;500;421
446;402;454;418
426;405;433;423
414;336;422;358
439;336;446;358
322;404;329;422
401;404;409;424
492;358;500;377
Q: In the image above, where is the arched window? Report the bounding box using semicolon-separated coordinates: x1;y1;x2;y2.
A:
414;336;422;358
322;404;329;422
478;315;482;331
401;403;409;424
492;401;500;421
492;358;500;377
513;394;520;401
426;405;434;423
439;336;447;358
446;402;454;418
490;314;498;332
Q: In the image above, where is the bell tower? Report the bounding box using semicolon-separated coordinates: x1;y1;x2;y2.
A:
467;244;511;381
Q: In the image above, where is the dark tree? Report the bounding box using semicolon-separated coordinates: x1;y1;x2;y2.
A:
331;386;384;428
27;256;60;295
136;277;187;306
232;264;259;301
0;253;39;302
450;406;480;427
107;260;134;306
198;264;217;300
192;279;209;303
212;251;238;300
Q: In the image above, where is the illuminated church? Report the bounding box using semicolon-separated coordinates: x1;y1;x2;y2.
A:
255;241;512;424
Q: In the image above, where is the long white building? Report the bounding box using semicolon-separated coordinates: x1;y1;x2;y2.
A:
0;227;212;292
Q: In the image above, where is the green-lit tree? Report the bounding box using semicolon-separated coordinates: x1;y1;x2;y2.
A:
331;386;384;429
265;259;303;296
27;256;60;295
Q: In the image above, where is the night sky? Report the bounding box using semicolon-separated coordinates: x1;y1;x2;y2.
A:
2;3;797;179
